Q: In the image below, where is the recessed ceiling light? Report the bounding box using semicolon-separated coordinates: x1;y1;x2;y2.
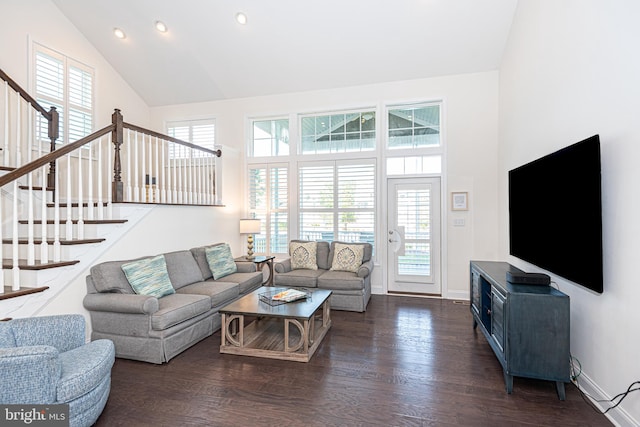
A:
155;21;168;33
235;12;248;25
113;28;126;39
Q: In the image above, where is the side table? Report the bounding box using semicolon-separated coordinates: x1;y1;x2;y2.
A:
235;255;275;286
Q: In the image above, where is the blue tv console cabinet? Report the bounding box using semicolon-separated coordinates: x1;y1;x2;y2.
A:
470;261;570;400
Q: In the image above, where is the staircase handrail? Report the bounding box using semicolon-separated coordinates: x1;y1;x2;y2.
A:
0;125;113;188
123;122;221;157
0;68;52;120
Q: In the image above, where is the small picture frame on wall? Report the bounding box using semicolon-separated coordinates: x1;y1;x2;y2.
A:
451;192;468;211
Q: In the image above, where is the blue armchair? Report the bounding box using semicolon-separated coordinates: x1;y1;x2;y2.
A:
0;314;115;427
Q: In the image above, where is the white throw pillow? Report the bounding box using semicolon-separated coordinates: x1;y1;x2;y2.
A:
289;241;318;270
330;243;364;273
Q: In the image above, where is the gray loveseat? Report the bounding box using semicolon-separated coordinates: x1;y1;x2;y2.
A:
83;244;263;364
274;240;373;312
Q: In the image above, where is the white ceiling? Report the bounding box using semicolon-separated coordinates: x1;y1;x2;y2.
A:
52;0;518;107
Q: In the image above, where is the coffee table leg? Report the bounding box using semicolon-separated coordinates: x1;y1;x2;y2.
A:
224;314;244;347
284;319;305;353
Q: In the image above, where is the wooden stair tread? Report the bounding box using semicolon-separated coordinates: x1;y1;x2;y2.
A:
2;238;106;245
18;219;128;225
18;185;54;191
47;202;109;207
0;286;49;301
2;259;79;270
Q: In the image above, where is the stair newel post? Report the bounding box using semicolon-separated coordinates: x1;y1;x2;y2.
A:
111;109;124;203
47;106;59;192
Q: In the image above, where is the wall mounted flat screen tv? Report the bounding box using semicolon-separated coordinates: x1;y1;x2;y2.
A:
509;134;603;293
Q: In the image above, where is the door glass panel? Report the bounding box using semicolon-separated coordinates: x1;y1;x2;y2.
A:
396;188;431;278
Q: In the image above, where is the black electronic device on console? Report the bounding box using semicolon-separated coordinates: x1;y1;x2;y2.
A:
506;271;551;286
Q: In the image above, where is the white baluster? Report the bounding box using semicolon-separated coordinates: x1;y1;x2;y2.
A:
12;181;20;291
87;140;94;220
161;139;167;203
66;153;73;240
126;129;132;201
77;145;84;239
40;166;48;262
97;136;104;220
15;95;21;167
141;133;146;202
107;133;113;219
172;145;178;203
53;158;61;262
27;111;35;265
155;137;160;203
3;81;9;167
134;131;140;202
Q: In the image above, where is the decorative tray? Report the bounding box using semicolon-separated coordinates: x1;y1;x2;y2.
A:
259;288;311;306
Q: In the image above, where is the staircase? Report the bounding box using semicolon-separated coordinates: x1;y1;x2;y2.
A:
0;68;222;318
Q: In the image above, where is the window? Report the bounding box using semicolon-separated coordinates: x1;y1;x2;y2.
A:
300;110;375;154
251;119;289;157
167;119;215;158
388;103;440;149
299;160;375;246
248;165;289;254
34;43;94;144
387;155;442;175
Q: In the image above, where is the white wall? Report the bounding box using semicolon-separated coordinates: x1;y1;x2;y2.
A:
499;1;640;425
151;71;500;299
0;0;150;127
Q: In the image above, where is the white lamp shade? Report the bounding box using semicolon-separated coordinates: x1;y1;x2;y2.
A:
239;218;261;234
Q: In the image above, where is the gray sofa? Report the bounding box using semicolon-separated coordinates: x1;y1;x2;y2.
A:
274;240;373;312
83;244;263;364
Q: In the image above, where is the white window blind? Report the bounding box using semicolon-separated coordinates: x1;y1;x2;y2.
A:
248;164;289;254
299;160;375;246
167;119;215;158
34;45;94;145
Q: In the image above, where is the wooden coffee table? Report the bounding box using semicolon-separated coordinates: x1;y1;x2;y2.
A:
219;287;332;362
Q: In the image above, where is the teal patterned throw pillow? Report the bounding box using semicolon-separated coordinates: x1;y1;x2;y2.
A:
205;243;238;280
121;255;175;298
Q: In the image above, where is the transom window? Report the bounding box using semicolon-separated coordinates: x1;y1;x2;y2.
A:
251;119;289;157
300;110;375;154
388;103;440;149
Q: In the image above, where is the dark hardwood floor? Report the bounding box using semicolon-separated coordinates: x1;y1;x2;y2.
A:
96;295;610;426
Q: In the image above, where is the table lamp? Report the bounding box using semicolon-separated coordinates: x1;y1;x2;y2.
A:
239;218;261;259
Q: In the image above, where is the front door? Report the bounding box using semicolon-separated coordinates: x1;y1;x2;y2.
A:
387;177;441;295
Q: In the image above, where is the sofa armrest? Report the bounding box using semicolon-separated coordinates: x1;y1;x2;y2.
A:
357;259;374;279
0;345;60;403
274;258;292;273
83;293;159;315
235;262;257;273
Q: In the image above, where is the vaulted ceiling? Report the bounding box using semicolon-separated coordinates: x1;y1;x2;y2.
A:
52;0;518;107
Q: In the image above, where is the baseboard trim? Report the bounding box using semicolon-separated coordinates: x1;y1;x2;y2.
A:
574;371;638;427
445;290;469;301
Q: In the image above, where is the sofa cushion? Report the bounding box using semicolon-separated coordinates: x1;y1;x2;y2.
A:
57;339;115;403
205;244;238;280
330;243;364;273
121;255;175;298
215;272;263;294
190;243;225;280
164;250;204;290
273;269;325;288
151;294;211;331
176;281;239;308
317;270;365;291
90;259;148;294
290;241;318;270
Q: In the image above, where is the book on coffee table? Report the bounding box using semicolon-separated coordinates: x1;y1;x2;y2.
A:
271;288;308;302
